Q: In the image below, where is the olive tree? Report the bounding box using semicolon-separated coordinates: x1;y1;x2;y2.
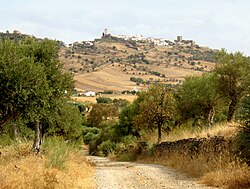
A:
0;38;75;151
214;50;250;121
175;73;219;127
134;84;175;144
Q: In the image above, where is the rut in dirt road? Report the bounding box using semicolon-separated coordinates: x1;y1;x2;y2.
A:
85;155;215;189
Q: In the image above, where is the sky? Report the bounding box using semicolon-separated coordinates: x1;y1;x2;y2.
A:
1;0;250;55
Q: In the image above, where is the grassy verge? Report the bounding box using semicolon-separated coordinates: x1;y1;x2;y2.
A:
136;122;250;189
0;137;94;189
139;149;250;189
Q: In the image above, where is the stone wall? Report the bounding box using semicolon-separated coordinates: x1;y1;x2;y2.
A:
153;136;235;157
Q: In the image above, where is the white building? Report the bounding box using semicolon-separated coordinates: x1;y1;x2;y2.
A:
83;91;96;97
114;34;170;46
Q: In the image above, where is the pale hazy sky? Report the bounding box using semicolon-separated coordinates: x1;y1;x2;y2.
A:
1;0;250;54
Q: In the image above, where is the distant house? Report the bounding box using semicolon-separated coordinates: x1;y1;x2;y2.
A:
83;91;96;97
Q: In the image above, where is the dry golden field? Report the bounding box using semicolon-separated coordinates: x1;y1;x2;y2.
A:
60;39;216;92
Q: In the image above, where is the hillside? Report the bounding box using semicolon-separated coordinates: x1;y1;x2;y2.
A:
0;31;218;93
59;33;218;93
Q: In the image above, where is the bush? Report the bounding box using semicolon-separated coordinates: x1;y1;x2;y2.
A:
43;137;71;170
98;140;116;156
103;90;113;94
83;126;100;135
82;126;101;145
83;132;99;144
114;135;140;161
236;95;250;164
0;134;13;147
96;97;112;104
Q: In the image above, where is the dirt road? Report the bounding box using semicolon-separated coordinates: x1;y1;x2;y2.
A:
85;155;214;189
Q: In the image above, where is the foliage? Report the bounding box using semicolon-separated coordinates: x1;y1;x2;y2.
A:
98;140;116;156
0;134;13;146
87;103;118;127
186;49;216;62
130;77;145;84
148;70;162;77
0;39;50;127
43;137;71;170
0;38;81;151
134;84;175;143
236;95;250;164
45;102;84;141
214;50;250;121
83;126;100;144
67;101;86;114
117;103;141;137
102;90;113;94
175;73;219;127
96;97;113;104
83;132;98;145
112;98;129;108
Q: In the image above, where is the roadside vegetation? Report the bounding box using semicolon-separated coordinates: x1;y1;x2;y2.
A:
83;50;250;189
0;38;94;188
0;137;94;189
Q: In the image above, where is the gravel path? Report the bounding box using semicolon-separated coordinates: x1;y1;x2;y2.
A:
85;155;214;189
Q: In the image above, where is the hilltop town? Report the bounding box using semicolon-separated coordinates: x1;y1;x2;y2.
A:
0;29;217;94
59;29;217;94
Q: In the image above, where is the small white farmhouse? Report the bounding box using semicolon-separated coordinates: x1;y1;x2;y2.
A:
84;91;96;97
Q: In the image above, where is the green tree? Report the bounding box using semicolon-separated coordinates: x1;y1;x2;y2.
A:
45;102;84;141
0;39;47;127
116;93;144;138
134;84;175;143
96;97;112;104
118;103;140;137
175;73;219;127
214;50;250;121
87;103;118;127
236;95;250;163
0;38;75;151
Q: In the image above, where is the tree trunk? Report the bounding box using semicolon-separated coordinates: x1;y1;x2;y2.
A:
207;106;215;127
12;121;20;141
157;123;162;144
32;122;43;153
227;95;238;121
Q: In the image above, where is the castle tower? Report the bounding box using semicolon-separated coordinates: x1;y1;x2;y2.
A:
177;36;183;42
104;28;108;36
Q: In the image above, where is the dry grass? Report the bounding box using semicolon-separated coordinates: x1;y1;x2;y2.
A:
202;163;250;189
74;65;142;92
0;142;94;189
138;122;250;189
141;122;239;143
140;150;250;189
166;122;239;141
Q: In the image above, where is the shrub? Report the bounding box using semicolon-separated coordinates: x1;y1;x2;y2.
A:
83;126;100;135
98;140;116;156
83;132;99;145
103;90;113;94
43;137;70;170
236;95;250;164
0;134;13;146
96;97;112;104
